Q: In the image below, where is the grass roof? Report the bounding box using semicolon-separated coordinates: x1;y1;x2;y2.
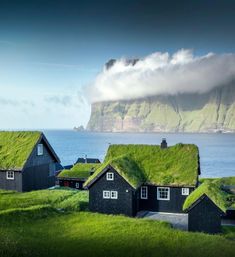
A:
85;143;199;188
58;163;101;179
88;155;145;188
183;177;235;212
0;131;41;170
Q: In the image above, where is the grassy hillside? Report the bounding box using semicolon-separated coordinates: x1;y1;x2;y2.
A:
0;188;88;212
0;208;234;257
0;189;234;257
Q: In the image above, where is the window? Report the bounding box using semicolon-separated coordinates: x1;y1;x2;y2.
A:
141;186;148;199
37;144;43;156
106;172;114;181
103;191;118;199
103;191;110;199
111;191;118;199
6;171;14;180
157;187;170;200
182;188;189;195
75;183;80;189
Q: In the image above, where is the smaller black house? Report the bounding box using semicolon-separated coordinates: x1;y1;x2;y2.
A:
185;194;224;234
57;163;101;190
0;131;60;192
76;156;101;164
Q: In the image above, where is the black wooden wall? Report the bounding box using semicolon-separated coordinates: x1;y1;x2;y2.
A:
138;185;194;213
0;171;22;191
89;168;136;216
188;196;222;233
58;179;84;190
22;138;56;191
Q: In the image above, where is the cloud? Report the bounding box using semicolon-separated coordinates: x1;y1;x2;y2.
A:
44;92;87;108
87;49;235;102
44;95;73;106
0;97;34;107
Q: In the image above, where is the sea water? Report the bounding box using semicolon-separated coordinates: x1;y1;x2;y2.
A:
43;130;235;178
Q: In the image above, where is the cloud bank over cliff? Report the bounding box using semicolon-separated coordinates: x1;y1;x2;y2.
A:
88;49;235;102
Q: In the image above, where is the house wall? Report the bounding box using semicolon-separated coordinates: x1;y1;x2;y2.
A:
89;168;136;216
22;138;56;191
58;179;85;190
0;171;22;191
138;185;194;213
188;196;222;233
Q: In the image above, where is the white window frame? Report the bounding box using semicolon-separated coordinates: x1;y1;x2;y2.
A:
106;172;114;181
157;187;170;201
103;190;110;199
141;186;148;199
37;144;43;156
6;171;14;180
75;182;80;189
111;191;118;199
182;188;189;196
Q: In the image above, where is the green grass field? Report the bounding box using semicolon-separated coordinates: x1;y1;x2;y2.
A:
0;189;234;257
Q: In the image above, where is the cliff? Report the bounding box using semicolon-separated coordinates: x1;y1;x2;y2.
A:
86;83;235;133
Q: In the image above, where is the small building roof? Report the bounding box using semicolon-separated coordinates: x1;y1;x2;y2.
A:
184;194;225;213
58;163;101;179
183;178;235;213
0;131;60;170
84;143;200;189
63;165;73;170
76;157;101;164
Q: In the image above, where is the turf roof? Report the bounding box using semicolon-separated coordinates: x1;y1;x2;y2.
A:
183;177;235;212
84;144;199;188
0;131;41;170
58;163;101;179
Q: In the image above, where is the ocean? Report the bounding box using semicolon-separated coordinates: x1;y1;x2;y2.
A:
43;130;235;178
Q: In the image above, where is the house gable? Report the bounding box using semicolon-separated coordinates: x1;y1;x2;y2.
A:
186;194;224;233
184;194;225;214
24;134;60;169
88;166;136;216
88;165;135;190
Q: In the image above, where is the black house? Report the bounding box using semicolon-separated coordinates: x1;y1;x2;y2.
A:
76;156;101;164
185;194;224;234
84;143;201;217
0;131;60;192
84;143;225;233
57;163;101;190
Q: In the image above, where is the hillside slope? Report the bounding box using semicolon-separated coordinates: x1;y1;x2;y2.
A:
87;83;235;133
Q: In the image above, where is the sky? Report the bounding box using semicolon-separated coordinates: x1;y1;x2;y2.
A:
0;0;235;129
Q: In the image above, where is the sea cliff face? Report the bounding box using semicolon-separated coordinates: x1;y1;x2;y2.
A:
86;83;235;133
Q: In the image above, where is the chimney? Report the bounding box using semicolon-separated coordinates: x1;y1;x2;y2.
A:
161;138;167;149
85;154;87;163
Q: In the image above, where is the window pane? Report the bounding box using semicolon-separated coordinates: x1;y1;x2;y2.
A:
141;186;148;199
157;187;170;200
106;172;114;180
